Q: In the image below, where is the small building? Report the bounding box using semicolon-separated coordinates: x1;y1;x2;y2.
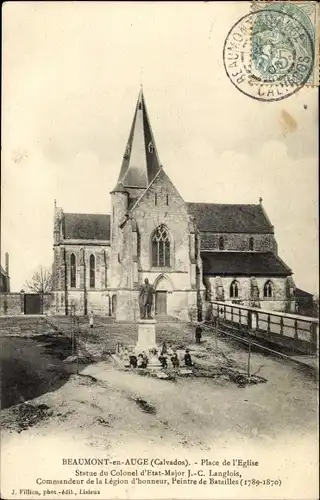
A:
294;288;317;317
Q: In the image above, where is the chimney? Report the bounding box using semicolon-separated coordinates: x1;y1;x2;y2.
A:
5;252;9;276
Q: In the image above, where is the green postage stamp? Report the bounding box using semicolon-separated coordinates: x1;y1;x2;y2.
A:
251;1;319;87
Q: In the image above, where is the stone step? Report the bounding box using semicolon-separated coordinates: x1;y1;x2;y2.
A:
154;315;182;323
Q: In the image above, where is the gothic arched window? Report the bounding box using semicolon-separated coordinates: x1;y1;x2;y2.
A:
90;254;95;288
249;237;254;251
219;236;225;250
230;280;239;298
70;253;76;288
264;280;273;298
152;225;170;267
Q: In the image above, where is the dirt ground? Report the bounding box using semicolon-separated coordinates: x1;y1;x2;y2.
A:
1;318;317;442
0;317;318;499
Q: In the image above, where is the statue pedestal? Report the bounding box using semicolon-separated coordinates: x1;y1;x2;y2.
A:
148;353;162;371
135;319;157;353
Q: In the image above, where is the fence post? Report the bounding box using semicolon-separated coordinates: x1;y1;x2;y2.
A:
294;319;298;340
247;341;251;382
310;322;318;355
280;316;284;335
215;313;219;349
72;310;75;356
71;317;74;356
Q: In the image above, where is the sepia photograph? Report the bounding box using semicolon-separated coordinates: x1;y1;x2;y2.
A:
1;2;319;499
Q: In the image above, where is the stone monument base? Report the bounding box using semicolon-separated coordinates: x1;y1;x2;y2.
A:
135;319;157;353
148;354;162;371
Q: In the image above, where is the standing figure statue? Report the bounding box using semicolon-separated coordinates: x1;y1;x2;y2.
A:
139;278;155;319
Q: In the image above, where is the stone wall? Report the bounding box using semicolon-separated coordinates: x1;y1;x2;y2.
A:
114;288;198;322
110;191;129;288
204;275;294;312
132;170;192;279
42;294;54;314
0;293;22;315
0;293;53;315
106;170;199;322
200;232;277;253
53;244;110;292
52;290;111;316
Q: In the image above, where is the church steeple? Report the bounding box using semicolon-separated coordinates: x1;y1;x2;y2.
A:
116;88;162;189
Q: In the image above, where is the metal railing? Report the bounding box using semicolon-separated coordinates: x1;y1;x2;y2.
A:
210;301;319;355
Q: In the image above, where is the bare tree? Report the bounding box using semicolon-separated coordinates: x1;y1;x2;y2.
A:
25;267;53;295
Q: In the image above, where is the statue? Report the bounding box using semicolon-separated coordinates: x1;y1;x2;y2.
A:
139;278;155;319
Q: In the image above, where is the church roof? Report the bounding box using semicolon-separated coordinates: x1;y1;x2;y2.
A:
294;288;314;299
202;252;292;276
115;88;162;190
187;203;273;234
64;213;110;240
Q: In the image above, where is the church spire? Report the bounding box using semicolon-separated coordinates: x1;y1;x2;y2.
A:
116;89;162;189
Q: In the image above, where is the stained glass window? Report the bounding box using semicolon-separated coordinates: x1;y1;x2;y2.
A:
264;280;273;298
152;225;170;267
230;280;239;298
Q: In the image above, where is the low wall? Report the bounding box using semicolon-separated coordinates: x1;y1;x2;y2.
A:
42;294;54;314
0;292;53;316
0;293;22;315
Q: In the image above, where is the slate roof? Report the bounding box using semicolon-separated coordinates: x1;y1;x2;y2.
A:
294;288;314;299
201;252;292;276
187;203;273;234
64;213;111;240
115;89;161;190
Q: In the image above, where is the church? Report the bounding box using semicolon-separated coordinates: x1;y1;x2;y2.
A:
52;89;296;321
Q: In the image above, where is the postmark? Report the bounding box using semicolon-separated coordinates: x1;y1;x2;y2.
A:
251;1;319;87
223;8;315;101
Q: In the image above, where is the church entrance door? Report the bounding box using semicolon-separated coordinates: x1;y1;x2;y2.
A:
155;291;167;316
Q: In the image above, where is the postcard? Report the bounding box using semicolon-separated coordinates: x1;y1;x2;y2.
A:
1;2;319;500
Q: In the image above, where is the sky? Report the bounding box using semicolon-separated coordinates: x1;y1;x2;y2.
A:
2;1;318;294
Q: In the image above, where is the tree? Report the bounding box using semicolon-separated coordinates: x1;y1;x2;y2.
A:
25;267;53;295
